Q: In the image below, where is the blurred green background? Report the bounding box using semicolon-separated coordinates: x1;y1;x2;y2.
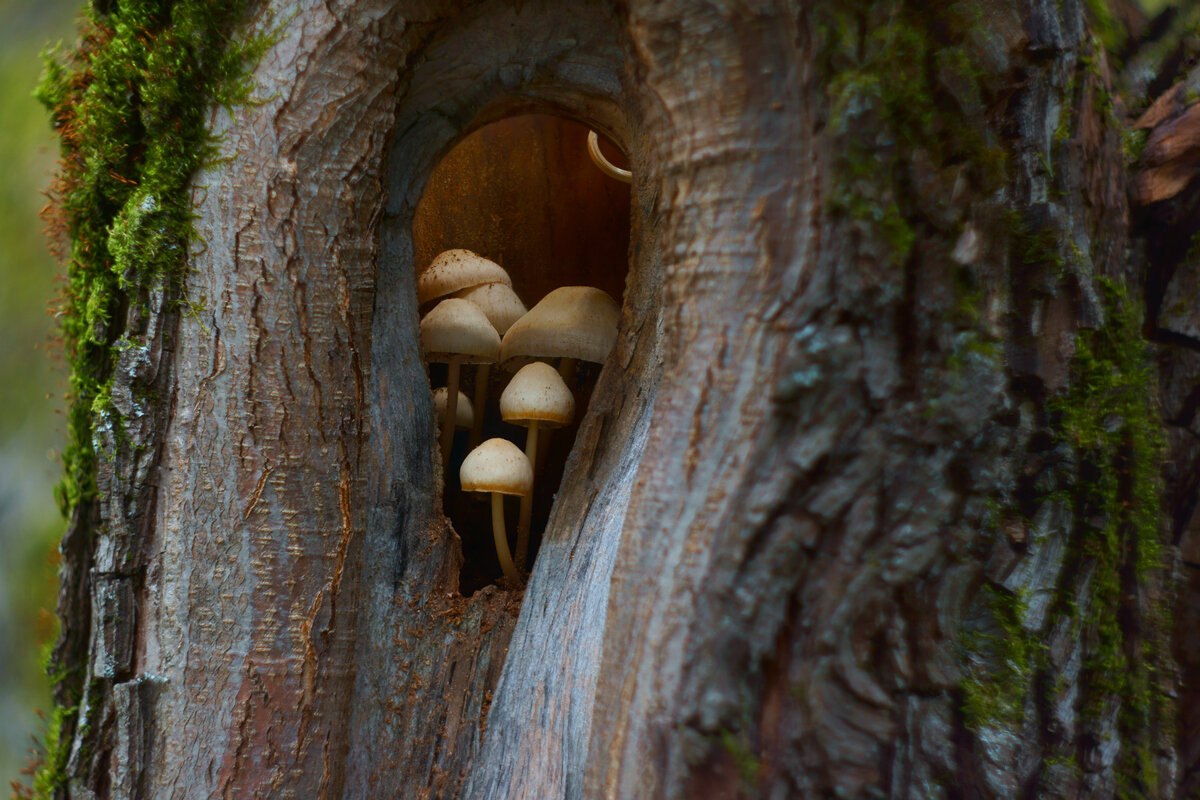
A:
0;0;1183;791
0;0;81;787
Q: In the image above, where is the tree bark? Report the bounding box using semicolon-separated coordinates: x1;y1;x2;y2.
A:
44;0;1200;798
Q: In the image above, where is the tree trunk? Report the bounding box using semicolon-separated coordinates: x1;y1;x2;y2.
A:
39;0;1200;798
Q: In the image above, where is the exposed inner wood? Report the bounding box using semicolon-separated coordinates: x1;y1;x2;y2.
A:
414;114;631;304
414;114;632;592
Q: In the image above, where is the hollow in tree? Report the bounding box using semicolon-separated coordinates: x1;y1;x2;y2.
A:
25;1;1200;798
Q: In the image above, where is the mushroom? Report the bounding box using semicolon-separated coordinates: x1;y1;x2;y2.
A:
499;285;620;376
454;282;527;333
419;298;500;477
432;387;474;432
500;362;575;569
417;249;512;306
498;286;619;475
454;282;528;448
460;438;532;587
587;130;632;184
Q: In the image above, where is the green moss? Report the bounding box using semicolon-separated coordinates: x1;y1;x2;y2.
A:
957;281;1170;794
716;729;762;792
27;704;73;798
26;0;270;792
960;584;1044;730
1054;72;1079;147
1122;127;1148;164
1004;208;1067;278
819;0;1005;269
1040;751;1084;784
817;1;1071;741
38;0;270;514
929;10;1171;781
1054;281;1163;577
1050;279;1170;796
1083;0;1127;56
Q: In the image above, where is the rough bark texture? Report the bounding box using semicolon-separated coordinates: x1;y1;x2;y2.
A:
45;0;1200;798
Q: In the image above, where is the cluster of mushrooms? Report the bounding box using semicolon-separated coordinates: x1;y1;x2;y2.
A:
418;249;619;587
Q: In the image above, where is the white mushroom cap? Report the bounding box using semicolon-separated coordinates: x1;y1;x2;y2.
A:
433;387;474;429
418;249;512;305
460;438;533;496
499;286;619;369
419;298;501;364
454;282;527;335
500;362;575;428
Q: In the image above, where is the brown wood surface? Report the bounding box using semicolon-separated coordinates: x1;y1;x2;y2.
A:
414;114;631;308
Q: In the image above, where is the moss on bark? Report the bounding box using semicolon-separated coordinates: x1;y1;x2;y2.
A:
822;0;1173;794
25;0;268;794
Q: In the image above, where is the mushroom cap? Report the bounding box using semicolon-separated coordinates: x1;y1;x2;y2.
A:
460;438;533;496
419;298;501;364
499;286;619;369
500;362;575;428
454;282;527;335
417;249;512;305
433;387;474;429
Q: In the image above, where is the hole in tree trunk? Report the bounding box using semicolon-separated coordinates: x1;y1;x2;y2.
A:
413;113;631;595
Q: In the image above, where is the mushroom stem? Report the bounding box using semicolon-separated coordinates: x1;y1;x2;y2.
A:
440;359;461;478
558;356;577;385
492;493;521;586
469;363;490;450
541;359;575;477
516;420;540;568
519;358;559;479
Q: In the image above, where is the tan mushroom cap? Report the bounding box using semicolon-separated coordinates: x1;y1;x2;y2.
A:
418;249;512;305
499;286;620;369
420;298;501;363
500;362;575;427
460;438;533;496
433;387;474;429
454;282;527;335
